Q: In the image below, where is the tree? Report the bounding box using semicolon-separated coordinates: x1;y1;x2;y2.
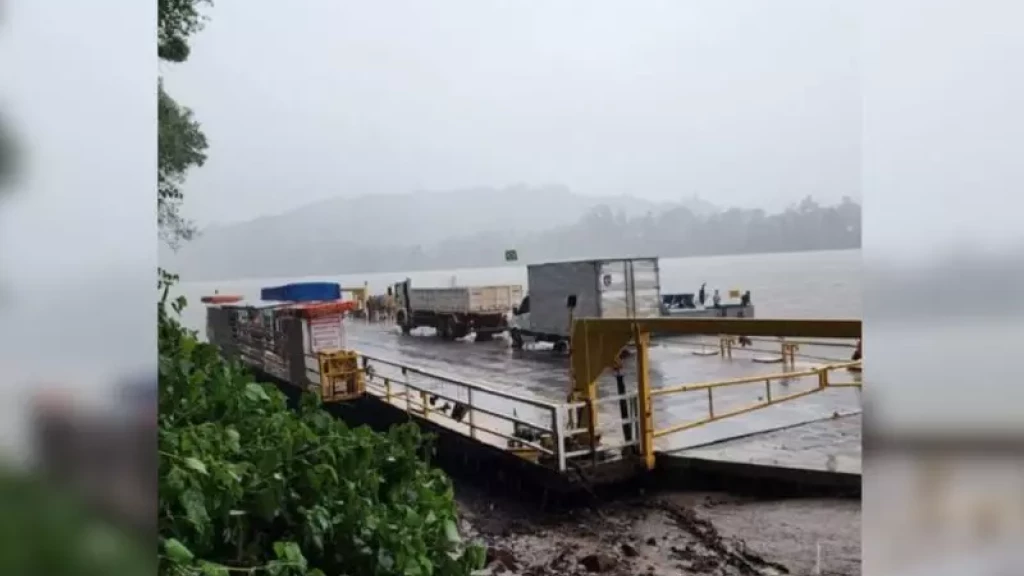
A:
158;0;212;249
159;0;213;63
158;80;207;248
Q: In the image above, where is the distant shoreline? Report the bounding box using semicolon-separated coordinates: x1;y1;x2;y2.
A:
175;247;861;284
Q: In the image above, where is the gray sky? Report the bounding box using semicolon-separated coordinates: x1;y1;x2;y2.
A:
0;0;1020;284
164;0;860;226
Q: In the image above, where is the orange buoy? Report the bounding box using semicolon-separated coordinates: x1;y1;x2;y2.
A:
200;294;244;304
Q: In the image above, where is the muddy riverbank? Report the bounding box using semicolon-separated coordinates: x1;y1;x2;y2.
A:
455;483;860;576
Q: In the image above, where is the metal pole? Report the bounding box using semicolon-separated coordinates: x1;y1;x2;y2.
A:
468;388;476;439
633;325;656;470
614;370;633;445
554;407;566;472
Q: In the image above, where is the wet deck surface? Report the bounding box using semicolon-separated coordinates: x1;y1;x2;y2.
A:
666;413;862;474
344;321;862;474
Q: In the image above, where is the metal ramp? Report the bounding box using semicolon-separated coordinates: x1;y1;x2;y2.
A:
319;318;864;485
221;309;864;488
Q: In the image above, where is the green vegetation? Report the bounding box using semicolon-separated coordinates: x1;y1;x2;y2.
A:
159;79;208;249
158;4;483;574
158;0;210;248
0;470;152;575
157;277;485;576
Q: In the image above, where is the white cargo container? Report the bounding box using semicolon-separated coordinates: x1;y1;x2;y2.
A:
509;257;662;351
393;280;523;341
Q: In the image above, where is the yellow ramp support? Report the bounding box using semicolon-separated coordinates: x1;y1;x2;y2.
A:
569;317;862;470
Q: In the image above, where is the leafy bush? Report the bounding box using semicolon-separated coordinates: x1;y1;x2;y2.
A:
158;276;484;576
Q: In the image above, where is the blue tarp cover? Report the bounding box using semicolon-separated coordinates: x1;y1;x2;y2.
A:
260;282;341;302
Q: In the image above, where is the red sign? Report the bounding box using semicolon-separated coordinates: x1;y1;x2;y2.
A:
309;314;345;352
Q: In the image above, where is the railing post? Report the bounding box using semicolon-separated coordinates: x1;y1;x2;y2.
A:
554;406;567;472
467;388;476;439
420;390;429;417
614;368;633;444
633;326;656;471
629;395;638;449
385;378;392;402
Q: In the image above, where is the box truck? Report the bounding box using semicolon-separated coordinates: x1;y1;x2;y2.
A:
509;257;662;352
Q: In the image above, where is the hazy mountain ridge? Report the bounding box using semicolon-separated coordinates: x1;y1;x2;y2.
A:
163;185;720;277
162;187;859;280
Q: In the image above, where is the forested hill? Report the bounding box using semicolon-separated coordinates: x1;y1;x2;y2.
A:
163;186;860;280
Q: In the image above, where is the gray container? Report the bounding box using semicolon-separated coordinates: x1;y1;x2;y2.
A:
526;257;662;338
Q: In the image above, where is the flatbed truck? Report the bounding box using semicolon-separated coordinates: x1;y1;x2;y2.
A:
393;279;523;342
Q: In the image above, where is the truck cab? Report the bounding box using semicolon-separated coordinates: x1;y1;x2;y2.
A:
509;295;531;332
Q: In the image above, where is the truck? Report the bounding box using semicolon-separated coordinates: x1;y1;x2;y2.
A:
508;257;663;352
393;279;523;342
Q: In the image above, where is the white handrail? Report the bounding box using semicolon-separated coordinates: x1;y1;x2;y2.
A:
364;373;552;433
360;353;562;411
363;372;559;457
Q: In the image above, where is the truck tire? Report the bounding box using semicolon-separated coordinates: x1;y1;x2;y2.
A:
475;331;493;342
451;322;469;340
396;310;412;335
510;328;524;350
437;316;454;340
553;340;569;354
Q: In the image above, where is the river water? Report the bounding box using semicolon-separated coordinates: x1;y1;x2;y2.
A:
177;249;862;326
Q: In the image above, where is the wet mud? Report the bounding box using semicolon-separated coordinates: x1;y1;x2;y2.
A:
456;483;860;576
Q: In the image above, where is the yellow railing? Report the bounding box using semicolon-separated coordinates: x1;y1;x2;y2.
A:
650;360;862;439
670;335;857;364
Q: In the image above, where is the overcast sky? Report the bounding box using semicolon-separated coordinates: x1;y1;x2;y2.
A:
163;0;860;226
0;0;1021;283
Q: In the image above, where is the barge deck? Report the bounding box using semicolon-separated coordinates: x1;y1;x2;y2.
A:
207;300;863;498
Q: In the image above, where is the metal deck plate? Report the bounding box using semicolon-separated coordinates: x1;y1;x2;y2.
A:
661;413;862;475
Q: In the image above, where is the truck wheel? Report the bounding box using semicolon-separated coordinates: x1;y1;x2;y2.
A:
437;317;453;340
452;323;469;340
396;311;412;335
510;329;524;350
475;331;493;342
553;340;568;355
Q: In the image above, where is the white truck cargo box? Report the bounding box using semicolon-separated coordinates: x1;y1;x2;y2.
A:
526;257;661;338
408;285;523;314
